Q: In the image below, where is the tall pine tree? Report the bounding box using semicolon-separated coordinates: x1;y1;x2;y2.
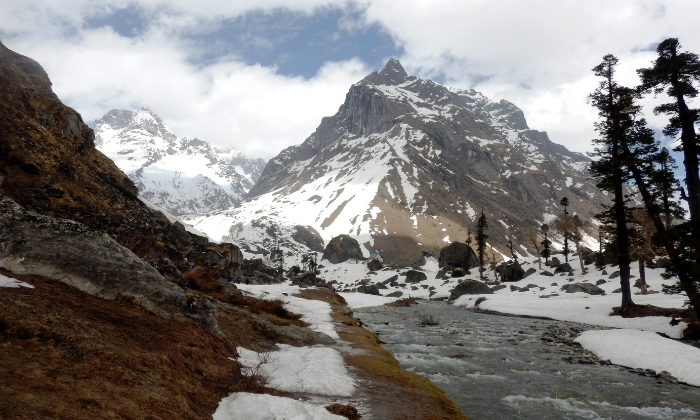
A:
559;197;571;262
588;54;637;310
476;207;488;280
637;38;700;226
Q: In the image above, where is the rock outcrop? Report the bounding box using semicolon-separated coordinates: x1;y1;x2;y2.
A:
0;196;219;332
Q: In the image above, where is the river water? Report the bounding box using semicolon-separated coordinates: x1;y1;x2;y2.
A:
354;301;700;420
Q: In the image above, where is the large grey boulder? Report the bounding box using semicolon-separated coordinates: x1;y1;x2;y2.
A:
405;270;428;283
448;279;493;301
554;262;574;273
497;261;525;282
0;196;220;334
367;258;383;271
322;235;364;264
560;283;605;295
438;242;478;271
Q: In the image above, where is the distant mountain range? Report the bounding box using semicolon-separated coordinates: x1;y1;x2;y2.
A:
94;106;266;216
185;59;605;265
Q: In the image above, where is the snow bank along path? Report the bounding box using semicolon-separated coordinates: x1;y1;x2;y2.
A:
214;393;346;420
236;345;355;396
214;283;362;419
575;329;700;387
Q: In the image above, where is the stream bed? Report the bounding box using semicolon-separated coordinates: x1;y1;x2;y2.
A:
354;301;700;420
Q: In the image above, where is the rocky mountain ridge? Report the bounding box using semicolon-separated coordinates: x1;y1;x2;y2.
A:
188;59;605;265
95;107;266;216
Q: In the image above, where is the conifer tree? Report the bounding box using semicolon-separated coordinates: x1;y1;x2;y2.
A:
540;224;551;263
637;38;700;226
559;197;571;262
588;54;637;310
476;207;488;280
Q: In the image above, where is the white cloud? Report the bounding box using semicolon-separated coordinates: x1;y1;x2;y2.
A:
2;0;699;159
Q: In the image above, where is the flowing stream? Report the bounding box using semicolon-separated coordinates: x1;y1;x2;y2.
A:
354;301;700;420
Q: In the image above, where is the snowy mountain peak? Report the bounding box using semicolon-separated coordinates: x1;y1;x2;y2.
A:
95;107;266;216
189;61;606;265
360;58;413;86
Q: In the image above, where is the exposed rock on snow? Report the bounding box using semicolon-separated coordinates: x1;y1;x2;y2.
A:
561;282;606;295
439;242;479;272
497;261;525;282
448;279;493;301
322;235;364;264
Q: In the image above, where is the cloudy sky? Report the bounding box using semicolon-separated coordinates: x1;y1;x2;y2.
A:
2;0;699;160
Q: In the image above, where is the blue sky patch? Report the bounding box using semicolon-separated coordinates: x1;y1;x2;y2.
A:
191;7;402;78
84;5;147;38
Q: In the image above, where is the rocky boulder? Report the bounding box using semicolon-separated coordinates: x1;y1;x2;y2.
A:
357;284;380;295
496;261;525;282
448;279;493;301
405;270;428;283
554;263;574;274
545;257;561;267
438;242;478;271
322;235;364;264
560;283;605;295
367;258;383;271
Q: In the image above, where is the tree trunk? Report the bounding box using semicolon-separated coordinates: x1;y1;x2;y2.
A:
576;243;587;275
639;259;648;294
613;153;634;309
676;94;700;224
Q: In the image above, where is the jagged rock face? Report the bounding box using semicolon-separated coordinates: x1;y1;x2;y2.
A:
190;58;606;264
95;107;266;216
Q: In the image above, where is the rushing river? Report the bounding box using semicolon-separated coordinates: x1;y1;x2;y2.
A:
354;301;700;420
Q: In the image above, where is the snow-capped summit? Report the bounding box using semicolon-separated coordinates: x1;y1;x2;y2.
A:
189;59;606;264
95;107;266;216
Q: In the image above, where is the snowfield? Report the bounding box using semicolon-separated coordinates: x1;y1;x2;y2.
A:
575;329;700;387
